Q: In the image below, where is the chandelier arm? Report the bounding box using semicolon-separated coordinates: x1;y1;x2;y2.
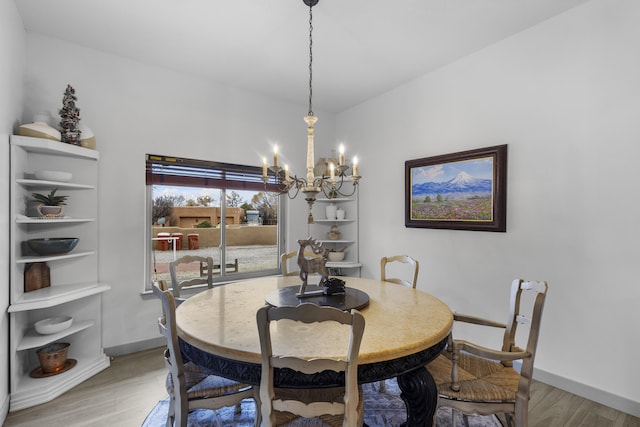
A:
287;185;302;200
322;180;357;198
334;181;359;198
312;175;327;188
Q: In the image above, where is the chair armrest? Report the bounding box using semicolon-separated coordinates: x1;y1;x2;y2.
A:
453;313;507;329
453;339;531;362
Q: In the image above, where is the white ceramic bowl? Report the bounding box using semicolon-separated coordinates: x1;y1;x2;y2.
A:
328;251;345;262
34;170;73;182
35;316;73;335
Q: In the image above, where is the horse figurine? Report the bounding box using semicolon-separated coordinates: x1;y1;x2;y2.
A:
296;237;329;297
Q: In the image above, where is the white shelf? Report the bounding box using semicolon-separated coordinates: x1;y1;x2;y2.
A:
8;282;111;312
16;217;95;224
316;198;355;203
317;240;355;244
17;320;95;351
16;179;95;190
9;354;110;412
16;250;95;264
313;219;355;224
12;135;99;160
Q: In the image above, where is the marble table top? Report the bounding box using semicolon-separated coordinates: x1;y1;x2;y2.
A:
176;275;453;366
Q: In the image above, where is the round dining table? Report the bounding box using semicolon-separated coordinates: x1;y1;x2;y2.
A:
176;275;453;426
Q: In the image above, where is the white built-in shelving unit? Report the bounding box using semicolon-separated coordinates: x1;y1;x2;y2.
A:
308;184;361;275
8;135;110;411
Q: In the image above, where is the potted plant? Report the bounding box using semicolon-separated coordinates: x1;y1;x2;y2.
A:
32;188;68;217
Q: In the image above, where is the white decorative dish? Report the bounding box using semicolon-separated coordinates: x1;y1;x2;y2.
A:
34;170;73;182
34;316;73;335
328;251;346;262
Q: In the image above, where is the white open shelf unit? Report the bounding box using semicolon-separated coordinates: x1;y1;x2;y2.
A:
308;190;361;275
8;135;110;411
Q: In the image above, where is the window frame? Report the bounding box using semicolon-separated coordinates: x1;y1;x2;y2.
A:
143;154;285;293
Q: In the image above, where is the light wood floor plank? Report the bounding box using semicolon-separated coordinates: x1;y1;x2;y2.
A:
529;380;640;427
3;347;639;427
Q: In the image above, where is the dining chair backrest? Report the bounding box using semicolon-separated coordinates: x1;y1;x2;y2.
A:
280;251;298;276
169;255;214;302
281;250;325;277
503;279;548;377
380;255;419;288
153;282;185;392
256;303;365;427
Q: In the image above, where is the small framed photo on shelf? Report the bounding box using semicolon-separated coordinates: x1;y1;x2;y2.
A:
405;144;507;232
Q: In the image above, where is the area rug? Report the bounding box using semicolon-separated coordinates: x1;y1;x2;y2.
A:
142;378;500;426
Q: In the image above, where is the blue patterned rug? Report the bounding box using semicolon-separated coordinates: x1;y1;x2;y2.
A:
142;378;500;426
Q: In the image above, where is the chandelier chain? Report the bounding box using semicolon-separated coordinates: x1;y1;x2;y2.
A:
308;2;314;116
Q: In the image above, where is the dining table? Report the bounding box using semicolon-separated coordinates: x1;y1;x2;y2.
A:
175;275;453;426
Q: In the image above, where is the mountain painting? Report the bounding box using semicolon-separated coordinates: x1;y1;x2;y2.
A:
410;157;494;221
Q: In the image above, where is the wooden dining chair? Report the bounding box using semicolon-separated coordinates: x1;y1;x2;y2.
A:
426;279;549;427
281;250;325;277
256;303;366;427
152;283;259;427
380;254;420;288
169;255;214;305
280;251;298;276
378;254;420;392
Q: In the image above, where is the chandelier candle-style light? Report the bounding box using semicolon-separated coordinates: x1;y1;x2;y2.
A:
262;0;361;223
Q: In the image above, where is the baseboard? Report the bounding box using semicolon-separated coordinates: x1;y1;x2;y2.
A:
533;366;640;418
0;393;9;426
105;337;165;357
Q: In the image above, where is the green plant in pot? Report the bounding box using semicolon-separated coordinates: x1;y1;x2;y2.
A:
32;188;68;218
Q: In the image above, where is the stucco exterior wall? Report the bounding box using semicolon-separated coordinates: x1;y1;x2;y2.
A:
152;225;277;249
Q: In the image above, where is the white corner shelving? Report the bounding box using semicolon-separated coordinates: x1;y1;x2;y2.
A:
8;135;110;411
308;187;361;276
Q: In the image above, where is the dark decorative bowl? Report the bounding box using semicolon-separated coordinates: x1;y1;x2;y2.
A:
27;238;79;256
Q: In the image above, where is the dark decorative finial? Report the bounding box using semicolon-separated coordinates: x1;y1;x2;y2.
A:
59;84;82;145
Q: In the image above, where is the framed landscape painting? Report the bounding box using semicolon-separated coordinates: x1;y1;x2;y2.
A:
405;145;507;232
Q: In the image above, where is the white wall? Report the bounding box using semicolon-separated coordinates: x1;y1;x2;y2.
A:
0;0;26;422
22;34;330;351
16;0;640;417
337;0;640;415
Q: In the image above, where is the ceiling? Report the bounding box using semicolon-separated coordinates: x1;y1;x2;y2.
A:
16;0;590;113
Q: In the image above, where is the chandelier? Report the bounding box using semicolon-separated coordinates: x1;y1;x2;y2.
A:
262;0;361;223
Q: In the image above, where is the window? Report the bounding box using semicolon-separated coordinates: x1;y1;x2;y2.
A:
144;154;284;291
